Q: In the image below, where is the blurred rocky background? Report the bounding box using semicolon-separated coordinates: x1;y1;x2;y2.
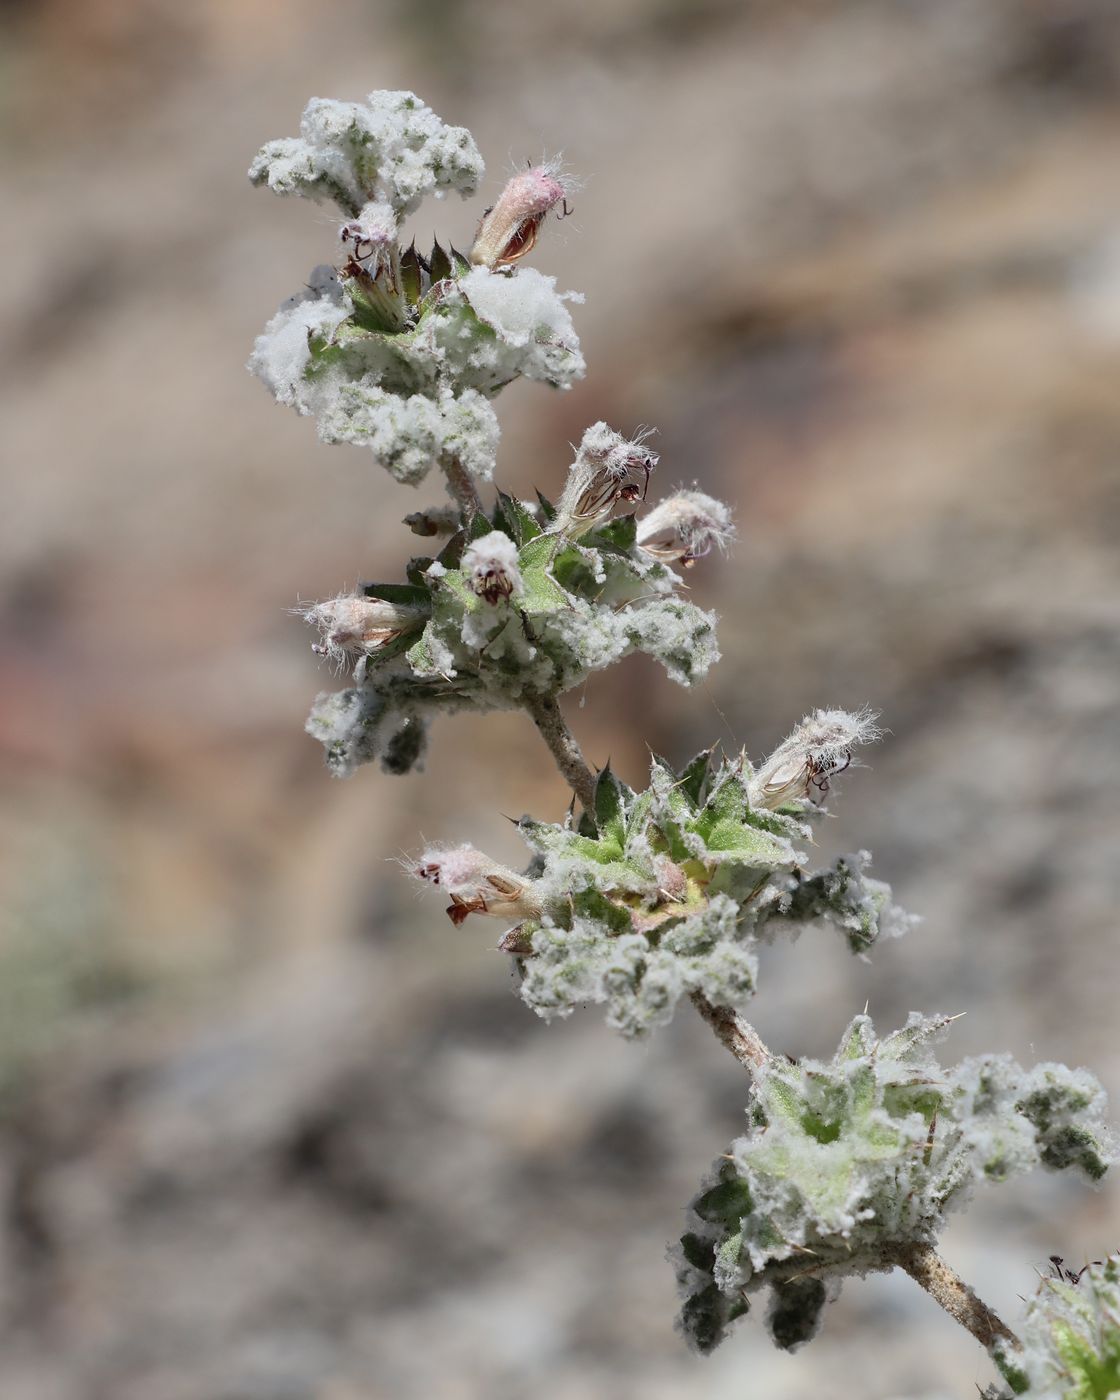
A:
1;1;1119;1396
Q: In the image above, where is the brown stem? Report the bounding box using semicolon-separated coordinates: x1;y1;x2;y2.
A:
690;991;771;1071
443;454;483;520
891;1242;1021;1356
524;692;598;814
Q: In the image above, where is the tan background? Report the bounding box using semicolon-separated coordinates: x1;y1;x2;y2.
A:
1;2;1119;1396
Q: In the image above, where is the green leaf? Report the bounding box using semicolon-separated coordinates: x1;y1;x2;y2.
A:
359;581;431;608
551;545;603;598
571;888;632;934
517;535;569;614
399;241;426;306
694;1175;752;1226
429;238;452;281
436;529;468;570
624;787;656;850
405;628;439;672
341;266;407;333
429;566;480;613
594;766;629;852
585;513;638;554
680;1231;715;1272
679;748;714;809
535;490;557;525
468;508;492;541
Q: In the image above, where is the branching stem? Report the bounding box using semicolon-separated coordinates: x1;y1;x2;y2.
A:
523;660;1020;1378
689;991;771;1070
443;454;483;520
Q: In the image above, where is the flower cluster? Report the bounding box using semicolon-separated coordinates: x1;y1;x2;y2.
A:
301;468;724;776
249;92;583;490
411;714;908;1036
252;92;1114;1383
674;1014;1113;1357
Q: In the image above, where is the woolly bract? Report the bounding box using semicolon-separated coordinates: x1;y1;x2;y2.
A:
674;1015;1113;1356
249;267;583;481
249;90;484;218
301;495;724;775
508;747;906;1036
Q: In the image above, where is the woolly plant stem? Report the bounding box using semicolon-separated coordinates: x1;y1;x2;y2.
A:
689;991;772;1070
443;454;483;520
891;1242;1022;1357
524;700;774;1074
524;693;600;815
522;703;1021;1370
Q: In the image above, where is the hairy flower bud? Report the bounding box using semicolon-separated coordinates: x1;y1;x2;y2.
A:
462;530;523;604
637;490;734;566
553;422;658;538
470;161;570;269
749;708;881;810
413;844;542;926
299;594;428;665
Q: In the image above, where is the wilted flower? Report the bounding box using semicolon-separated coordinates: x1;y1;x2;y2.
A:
749;708;881;810
403;504;462;537
413;844;542;926
338;198;397;268
470;160;571;269
553;422;658;538
299;594;428;665
637;490;734;566
462;529;523;604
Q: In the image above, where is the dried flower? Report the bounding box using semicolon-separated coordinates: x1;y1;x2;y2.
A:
299;594;428;665
403;504;462;537
338;199;397;267
470;161;571;269
637;490;734;567
462;530;523;604
748;708;881;810
413;844;542;926
553;422;658;538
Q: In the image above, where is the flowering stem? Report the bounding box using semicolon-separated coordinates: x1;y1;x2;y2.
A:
521;698;776;1077
443;454;483;520
689;992;772;1071
518;693;1024;1371
891;1242;1022;1357
523;693;598;813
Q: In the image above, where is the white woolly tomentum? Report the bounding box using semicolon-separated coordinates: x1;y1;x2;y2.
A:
674;1015;1113;1357
249;90;483;218
254;91;1114;1384
636;489;735;565
409;741;909;1037
249;92;582;490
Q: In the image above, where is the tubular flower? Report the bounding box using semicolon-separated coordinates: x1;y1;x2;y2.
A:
413;844;542;927
462;530;523;604
553;422;658;538
470;161;570;269
748;708;881;810
636;490;734;566
299;594;429;665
